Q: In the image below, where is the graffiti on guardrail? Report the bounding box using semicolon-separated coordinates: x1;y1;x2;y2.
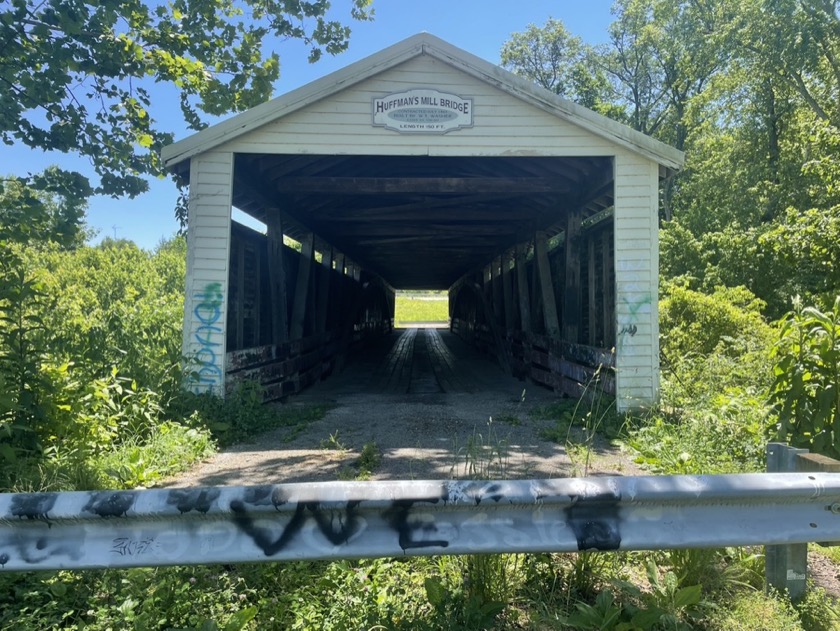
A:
2;474;837;572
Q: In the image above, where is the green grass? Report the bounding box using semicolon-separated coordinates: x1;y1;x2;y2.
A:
394;292;448;324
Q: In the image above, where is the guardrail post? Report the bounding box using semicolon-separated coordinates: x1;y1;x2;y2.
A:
766;442;809;601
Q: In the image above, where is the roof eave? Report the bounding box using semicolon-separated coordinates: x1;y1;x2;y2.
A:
162;32;685;172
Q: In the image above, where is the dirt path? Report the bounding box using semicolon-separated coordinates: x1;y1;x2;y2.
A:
165;329;840;600
169;328;640;488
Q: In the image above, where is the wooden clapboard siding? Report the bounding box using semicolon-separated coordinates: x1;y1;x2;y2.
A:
183;151;234;395
222;56;618;158
613;151;659;411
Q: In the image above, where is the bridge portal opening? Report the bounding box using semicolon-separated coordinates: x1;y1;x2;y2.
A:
214;153;619;401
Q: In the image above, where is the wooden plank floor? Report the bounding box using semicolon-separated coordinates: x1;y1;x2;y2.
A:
304;328;510;397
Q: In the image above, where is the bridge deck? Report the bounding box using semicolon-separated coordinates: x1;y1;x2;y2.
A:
313;327;512;396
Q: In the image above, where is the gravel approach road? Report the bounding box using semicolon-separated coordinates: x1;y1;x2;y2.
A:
169;328;640;488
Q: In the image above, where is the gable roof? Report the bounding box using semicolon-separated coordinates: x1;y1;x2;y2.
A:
161;32;685;171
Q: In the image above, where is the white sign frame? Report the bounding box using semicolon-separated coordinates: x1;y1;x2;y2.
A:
372;89;473;134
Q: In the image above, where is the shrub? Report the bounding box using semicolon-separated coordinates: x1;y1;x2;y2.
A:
769;296;840;458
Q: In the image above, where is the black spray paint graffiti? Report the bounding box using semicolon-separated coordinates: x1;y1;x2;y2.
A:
10;493;58;524
167;488;221;514
192;282;224;392
229;487;452;555
618;324;638;337
384;498;450;552
230;498;364;555
83;491;137;518
564;491;622;551
111;537;155;557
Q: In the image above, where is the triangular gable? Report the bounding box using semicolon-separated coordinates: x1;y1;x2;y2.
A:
161;33;684;170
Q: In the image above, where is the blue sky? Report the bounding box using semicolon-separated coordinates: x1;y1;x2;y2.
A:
3;0;616;249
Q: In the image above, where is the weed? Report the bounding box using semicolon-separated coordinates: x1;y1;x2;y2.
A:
795;584;840;631
319;430;347;451
534;369;623;477
357;440;381;475
496;414;521;426
703;589;803;630
337;465;356;481
335;441;381;480
457;418;509;480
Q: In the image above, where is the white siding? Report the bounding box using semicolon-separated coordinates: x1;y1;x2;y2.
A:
177;51;666;407
183;151;234;395
613;151;659;411
222;56;617;157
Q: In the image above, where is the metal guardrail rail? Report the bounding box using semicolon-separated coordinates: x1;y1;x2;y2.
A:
2;471;840;574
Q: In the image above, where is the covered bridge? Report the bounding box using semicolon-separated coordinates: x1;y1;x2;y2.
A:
161;33;684;412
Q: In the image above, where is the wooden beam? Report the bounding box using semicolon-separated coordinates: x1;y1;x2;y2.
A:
588;236;597;346
316;245;333;335
332;251;345;333
502;253;514;332
515;243;532;333
289;232;314;340
266;214;289;345
563;208;583;343
235;242;245;349
535;231;561;339
253;244;262;346
602;228;615;346
492;256;503;327
269;177;571;195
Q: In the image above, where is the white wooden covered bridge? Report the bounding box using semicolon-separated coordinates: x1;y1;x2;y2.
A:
161;33;684;412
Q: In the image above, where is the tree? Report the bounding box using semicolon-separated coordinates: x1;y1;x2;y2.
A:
500;18;620;116
725;0;839;131
0;168;90;248
501;19;585;97
0;0;373;202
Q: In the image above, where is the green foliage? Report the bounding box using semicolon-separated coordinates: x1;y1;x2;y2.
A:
703;590;804;630
0;242;50;456
457;419;510;481
769;296;840;458
357;440;381;476
0;169;90;249
28;238;186;396
0;0;373;204
500;18;619;117
794;584;840;631
660;283;772;359
763;204;840;308
95;421;215;489
319;429;348;451
175;383;331;448
629;283;776;476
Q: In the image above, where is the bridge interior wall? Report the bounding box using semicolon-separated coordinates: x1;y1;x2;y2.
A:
224;223;395;401
450;219;616;399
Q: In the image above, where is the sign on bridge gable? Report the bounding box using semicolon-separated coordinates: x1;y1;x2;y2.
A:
372;89;473;134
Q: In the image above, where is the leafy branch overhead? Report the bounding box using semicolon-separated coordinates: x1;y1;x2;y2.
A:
0;0;373;198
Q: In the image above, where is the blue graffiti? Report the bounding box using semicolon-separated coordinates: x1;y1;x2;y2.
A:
192;282;224;392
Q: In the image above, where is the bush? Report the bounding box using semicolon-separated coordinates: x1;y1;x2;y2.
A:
660;283;772;360
769;296;840;458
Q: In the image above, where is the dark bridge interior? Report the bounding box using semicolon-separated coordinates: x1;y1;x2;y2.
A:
229;154;615;289
172;153;620;401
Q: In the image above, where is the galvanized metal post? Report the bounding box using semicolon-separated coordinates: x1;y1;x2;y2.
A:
766;442;809;600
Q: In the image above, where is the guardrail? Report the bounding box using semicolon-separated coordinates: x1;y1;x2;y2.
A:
2;468;840;583
766;442;840;599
